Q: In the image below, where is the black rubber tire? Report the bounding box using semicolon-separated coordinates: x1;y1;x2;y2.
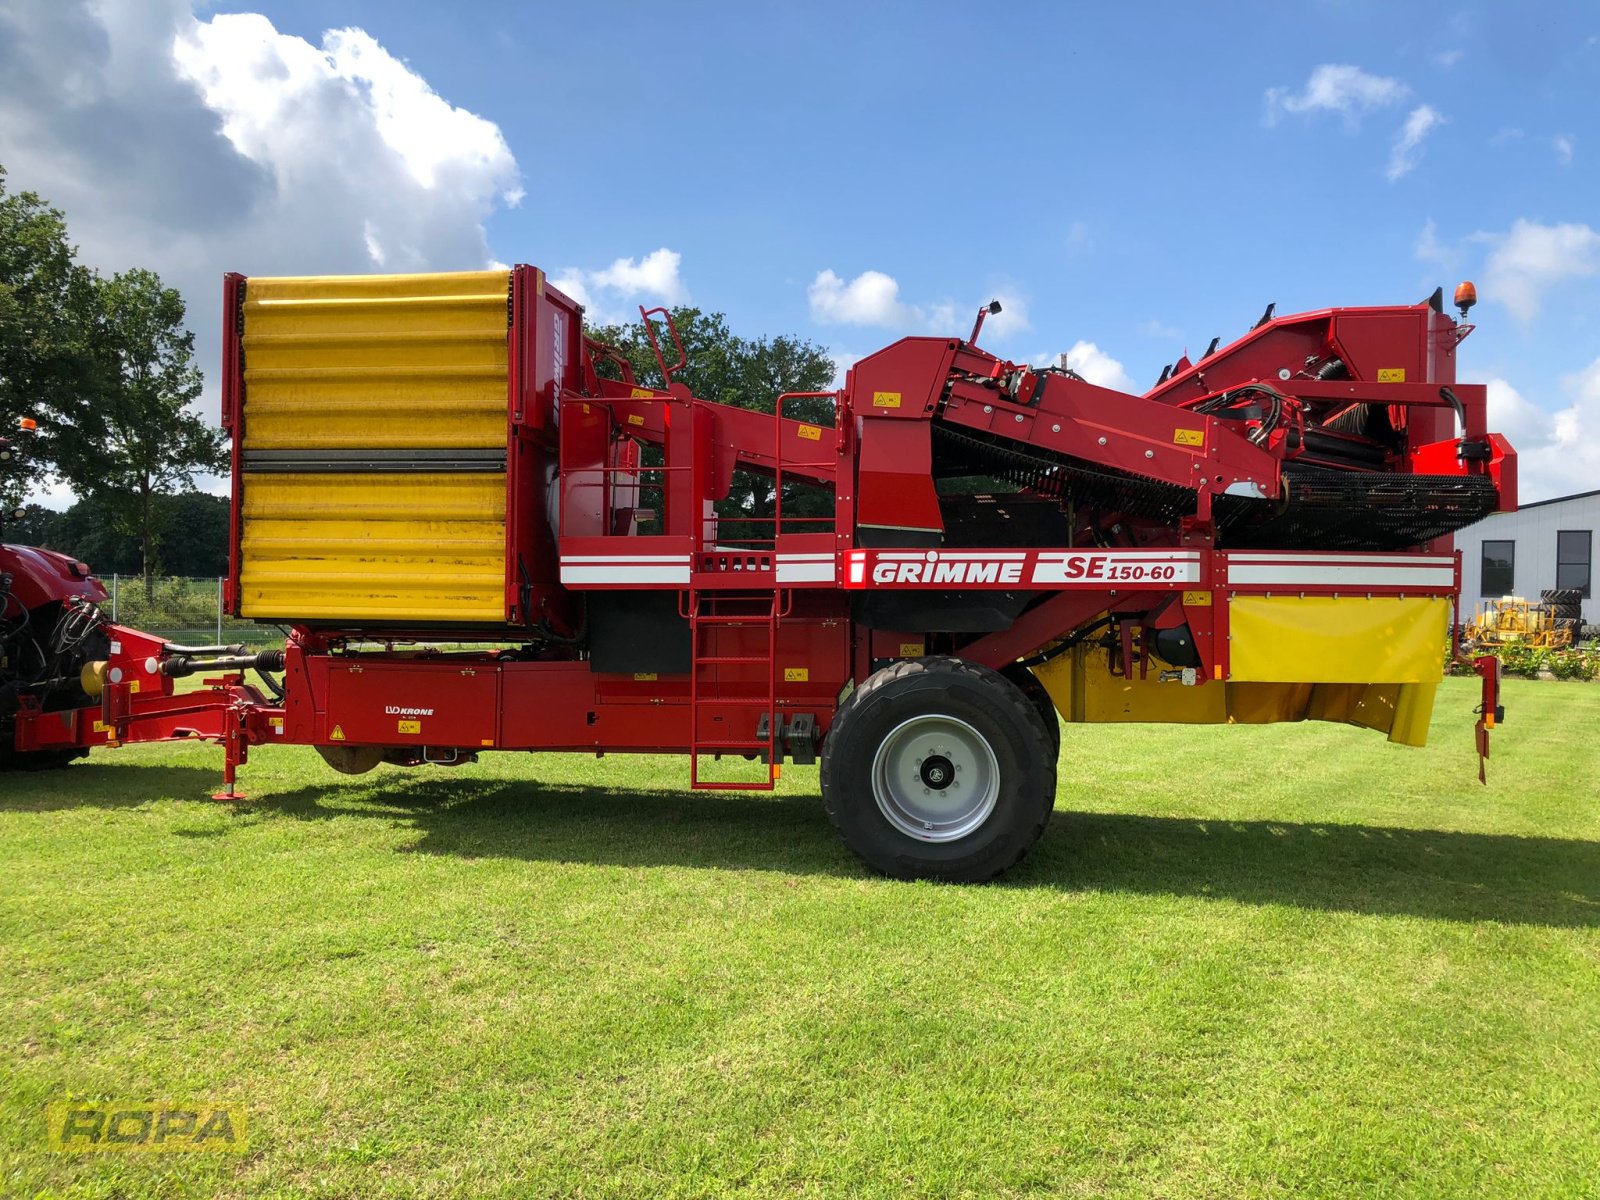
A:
1001;662;1061;763
317;744;385;775
821;656;1056;883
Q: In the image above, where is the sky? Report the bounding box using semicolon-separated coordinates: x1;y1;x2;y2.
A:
1;0;1596;504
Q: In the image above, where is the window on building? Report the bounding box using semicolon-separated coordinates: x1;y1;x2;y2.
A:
1556;530;1592;598
1481;540;1515;596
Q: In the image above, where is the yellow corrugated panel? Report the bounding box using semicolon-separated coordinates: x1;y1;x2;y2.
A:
242;270;509;451
239;473;506;622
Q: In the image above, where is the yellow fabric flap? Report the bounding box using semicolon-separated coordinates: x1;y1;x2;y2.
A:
1228;596;1448;684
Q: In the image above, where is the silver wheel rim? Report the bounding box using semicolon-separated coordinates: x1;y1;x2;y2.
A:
870;714;1001;842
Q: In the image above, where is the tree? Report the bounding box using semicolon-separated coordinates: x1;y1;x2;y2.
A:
0;165;99;511
153;491;230;576
3;502;60;549
585;307;837;537
51;269;226;599
26;491;229;578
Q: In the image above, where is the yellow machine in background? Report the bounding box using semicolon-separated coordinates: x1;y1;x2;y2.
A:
1467;597;1572;650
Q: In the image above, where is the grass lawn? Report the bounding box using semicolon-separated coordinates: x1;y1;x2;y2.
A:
2;675;1597;1198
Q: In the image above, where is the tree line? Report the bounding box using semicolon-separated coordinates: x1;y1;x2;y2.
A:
1;164;224;597
8;492;229;578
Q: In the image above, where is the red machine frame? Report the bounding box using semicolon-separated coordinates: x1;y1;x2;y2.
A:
9;270;1515;797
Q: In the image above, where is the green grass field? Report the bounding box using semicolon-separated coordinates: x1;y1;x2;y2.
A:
3;675;1597;1198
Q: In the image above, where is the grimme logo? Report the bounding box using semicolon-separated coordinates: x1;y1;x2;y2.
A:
870;553;1025;586
46;1101;248;1154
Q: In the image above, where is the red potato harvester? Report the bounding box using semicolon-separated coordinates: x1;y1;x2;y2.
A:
1;272;1511;881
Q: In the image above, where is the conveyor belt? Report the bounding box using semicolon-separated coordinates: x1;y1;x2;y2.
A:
1216;466;1499;550
929;424;1498;551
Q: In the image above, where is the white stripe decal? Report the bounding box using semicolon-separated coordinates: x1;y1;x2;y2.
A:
560;560;691;569
1227;565;1455;587
1228;554;1450;566
1031;559;1202;584
561;566;691;584
776;563;836;583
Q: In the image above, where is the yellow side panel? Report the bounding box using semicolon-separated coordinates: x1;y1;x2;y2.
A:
239;473;505;622
1228;596;1448;684
242;270;510;451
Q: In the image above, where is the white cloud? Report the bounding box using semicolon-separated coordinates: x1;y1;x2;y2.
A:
29;478;80;514
827;351;862;389
1488;368;1600;502
808;269;908;327
1264;64;1408;126
588;249;687;303
1064;221;1094;255
0;0;524;506
551;248;688;323
1387;105;1444;180
1481;219;1600;321
983;292;1030;339
1554;134;1575;165
173;20;519;210
1414;218;1453;268
1140;318;1184;341
1489;127;1524;146
1433;49;1464;68
807;269;1025;340
1060;341;1136;392
1485;378;1555;452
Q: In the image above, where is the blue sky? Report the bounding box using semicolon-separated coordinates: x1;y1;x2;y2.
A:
1;0;1596;500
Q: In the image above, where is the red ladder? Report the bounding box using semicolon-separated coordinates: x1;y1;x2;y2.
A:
687;588;786;790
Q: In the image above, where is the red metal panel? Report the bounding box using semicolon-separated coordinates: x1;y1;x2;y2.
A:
854;419;943;538
222;272;245;616
558;400;612;538
846;337;958;418
506;265;581;629
320;661;500;748
1329;309;1430;384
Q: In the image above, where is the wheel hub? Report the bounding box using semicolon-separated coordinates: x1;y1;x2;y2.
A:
919;754;955;788
870;714;1000;843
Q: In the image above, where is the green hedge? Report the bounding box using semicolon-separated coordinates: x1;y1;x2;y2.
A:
1451;642;1600;681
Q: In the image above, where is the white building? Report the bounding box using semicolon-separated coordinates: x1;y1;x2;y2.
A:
1455;488;1598;626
